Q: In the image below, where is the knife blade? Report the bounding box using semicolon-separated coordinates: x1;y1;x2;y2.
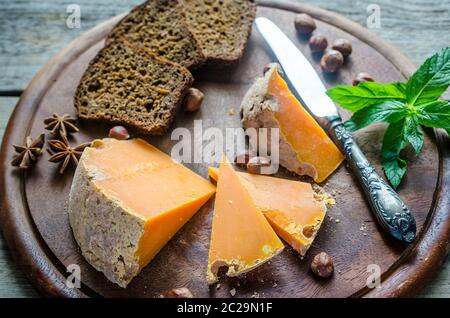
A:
255;17;416;243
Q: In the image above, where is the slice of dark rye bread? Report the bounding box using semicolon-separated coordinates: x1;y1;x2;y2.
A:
107;0;205;70
184;0;257;65
74;40;193;135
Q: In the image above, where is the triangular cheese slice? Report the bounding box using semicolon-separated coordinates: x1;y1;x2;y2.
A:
207;155;284;284
209;167;327;256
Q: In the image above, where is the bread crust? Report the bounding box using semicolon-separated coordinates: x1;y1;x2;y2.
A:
74;39;193;135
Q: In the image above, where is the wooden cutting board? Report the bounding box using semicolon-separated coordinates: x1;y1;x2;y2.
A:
1;0;449;298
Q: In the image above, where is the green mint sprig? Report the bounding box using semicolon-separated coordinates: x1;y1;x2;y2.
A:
326;47;450;189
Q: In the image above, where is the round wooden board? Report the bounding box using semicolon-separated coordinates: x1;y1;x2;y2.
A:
1;0;449;298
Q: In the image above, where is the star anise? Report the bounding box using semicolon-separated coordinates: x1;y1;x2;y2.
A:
47;135;91;174
11;134;45;169
44;113;79;137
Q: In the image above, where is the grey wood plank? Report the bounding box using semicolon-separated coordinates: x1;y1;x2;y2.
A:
0;0;142;92
0;0;449;91
0;97;39;297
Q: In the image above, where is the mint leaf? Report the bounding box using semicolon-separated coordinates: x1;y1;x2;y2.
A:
406;47;450;106
326;82;406;112
381;117;424;187
381;120;408;189
416;100;450;129
344;100;406;132
404;116;424;154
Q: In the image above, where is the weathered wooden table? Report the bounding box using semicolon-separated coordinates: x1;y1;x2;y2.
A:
0;0;449;297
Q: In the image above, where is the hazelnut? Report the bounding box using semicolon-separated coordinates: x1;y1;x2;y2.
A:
331;38;352;58
166;287;194;298
320;49;344;72
108;126;130;140
184;88;204;112
247;156;271;174
310;252;334;278
309;34;328;53
294;13;317;34
234;150;253;166
352;72;374;86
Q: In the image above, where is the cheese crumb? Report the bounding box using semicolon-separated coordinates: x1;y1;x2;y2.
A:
230;288;236;297
228;108;236;116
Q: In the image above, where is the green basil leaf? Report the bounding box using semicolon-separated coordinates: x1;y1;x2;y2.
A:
326;82;407;112
404;116;424;154
416;100;450;128
381;120;408;188
344;100;406;132
406;47;450;106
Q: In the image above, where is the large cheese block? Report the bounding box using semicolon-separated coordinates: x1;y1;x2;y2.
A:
208;167;327;256
241;64;344;182
68;138;215;287
207;155;284;284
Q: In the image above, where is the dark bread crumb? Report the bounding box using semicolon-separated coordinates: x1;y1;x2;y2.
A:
184;0;257;65
107;0;205;70
74;40;193;135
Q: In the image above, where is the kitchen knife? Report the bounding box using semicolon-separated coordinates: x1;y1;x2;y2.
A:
255;17;416;243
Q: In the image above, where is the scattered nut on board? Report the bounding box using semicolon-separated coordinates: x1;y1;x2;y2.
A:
166;287;194;298
310;252;334;278
184;87;204;112
331;38;353;58
309;34;328;53
108;126;130;140
320;49;344;72
234;150;253;166
294;13;316;34
247;156;271;174
352;72;374;86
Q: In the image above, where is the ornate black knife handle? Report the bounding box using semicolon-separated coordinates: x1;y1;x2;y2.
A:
327;115;416;243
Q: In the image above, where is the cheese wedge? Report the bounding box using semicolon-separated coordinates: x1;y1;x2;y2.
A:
68;138;215;288
241;63;344;182
207;155;284;284
208;167;327;256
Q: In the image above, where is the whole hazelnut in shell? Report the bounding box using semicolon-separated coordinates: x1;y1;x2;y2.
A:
309;34;328;53
320;49;344;72
310;252;334;278
294;13;316;34
331;38;353;57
